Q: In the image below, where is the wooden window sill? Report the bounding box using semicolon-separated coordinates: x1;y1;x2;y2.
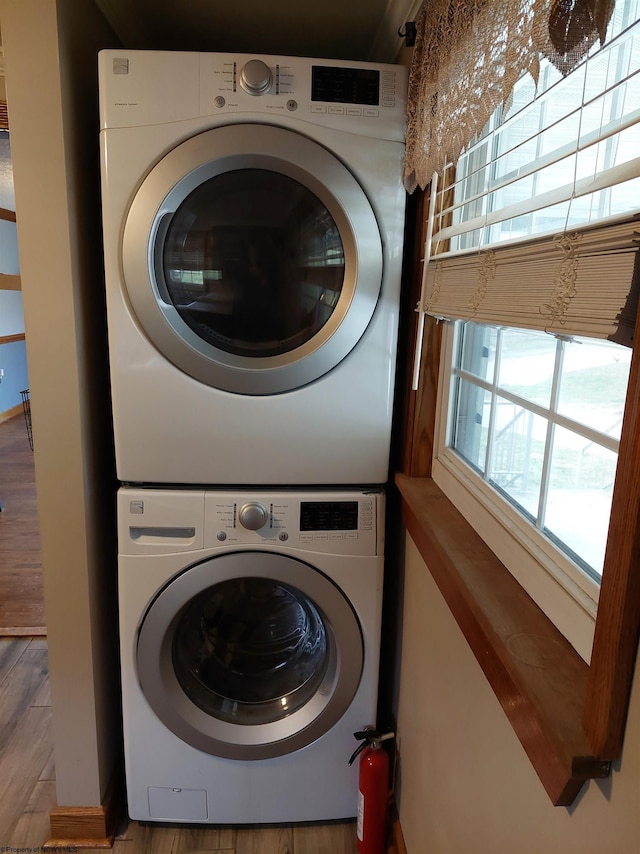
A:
395;472;611;806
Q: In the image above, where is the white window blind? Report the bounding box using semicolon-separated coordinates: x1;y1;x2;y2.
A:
419;0;640;344
424;220;639;342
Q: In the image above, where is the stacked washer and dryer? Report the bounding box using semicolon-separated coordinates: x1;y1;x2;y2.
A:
98;50;407;825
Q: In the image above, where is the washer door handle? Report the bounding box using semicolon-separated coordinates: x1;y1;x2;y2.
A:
130;525;196;542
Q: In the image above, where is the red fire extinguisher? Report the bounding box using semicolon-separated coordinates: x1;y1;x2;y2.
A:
349;728;394;854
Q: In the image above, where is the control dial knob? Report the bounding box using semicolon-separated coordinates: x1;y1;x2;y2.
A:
239;59;273;95
239;502;268;530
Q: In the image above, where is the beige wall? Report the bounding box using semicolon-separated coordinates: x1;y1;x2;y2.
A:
0;0;119;806
396;533;640;854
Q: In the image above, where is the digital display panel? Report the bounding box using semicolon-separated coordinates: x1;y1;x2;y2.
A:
311;66;380;106
300;501;359;531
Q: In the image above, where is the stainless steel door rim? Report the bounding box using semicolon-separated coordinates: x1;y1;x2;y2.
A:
122;123;383;395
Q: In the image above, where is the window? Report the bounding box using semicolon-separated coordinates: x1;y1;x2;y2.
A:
420;1;640;659
436;320;633;657
436;0;640;254
449;322;631;581
400;0;640;802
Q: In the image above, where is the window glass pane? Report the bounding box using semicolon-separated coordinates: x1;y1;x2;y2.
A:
612;0;640;33
452;378;491;473
486;201;572;244
449;0;640;253
544;426;619;577
557;337;631;439
603;174;640;219
497;328;557;407
489;401;546;519
460;322;497;380
447;322;629;588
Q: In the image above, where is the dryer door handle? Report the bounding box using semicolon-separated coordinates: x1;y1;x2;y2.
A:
151;212;174;305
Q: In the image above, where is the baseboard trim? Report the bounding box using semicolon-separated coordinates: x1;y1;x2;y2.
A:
46;770;124;848
45;771;400;850
44;837;113;850
0;625;46;636
0;403;24;423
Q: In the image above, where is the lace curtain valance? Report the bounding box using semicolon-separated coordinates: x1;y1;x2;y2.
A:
404;0;615;192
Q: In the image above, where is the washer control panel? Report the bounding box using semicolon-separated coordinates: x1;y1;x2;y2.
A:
205;489;383;555
118;487;384;556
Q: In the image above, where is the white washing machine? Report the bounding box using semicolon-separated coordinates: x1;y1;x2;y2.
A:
118;486;385;824
99;50;407;485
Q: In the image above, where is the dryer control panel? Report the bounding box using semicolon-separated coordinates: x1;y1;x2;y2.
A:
98;50;407;143
118;487;385;557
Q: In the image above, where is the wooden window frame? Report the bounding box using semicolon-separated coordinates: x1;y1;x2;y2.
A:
395;190;640;805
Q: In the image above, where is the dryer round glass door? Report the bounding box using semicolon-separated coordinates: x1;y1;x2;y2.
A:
136;551;364;760
122;124;383;394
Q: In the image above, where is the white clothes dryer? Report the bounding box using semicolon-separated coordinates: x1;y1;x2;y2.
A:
99;51;407;485
118;486;385;824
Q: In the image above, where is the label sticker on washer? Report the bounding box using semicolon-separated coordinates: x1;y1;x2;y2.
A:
113;58;130;75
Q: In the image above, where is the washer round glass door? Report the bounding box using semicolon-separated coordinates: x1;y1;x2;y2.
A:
122;123;383;394
136;552;364;759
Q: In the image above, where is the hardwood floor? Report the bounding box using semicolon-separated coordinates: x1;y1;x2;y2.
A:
0;414;45;635
112;818;357;853
0;637;54;846
0;637;358;853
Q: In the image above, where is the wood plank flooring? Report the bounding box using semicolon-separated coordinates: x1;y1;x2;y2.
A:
0;637;54;846
112;818;357;853
0;637;358;853
0;414;45;634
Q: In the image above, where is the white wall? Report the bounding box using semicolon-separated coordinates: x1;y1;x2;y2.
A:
0;0;119;807
0;219;19;274
396;533;640;854
0;289;22;335
0;155;27;414
0;289;28;413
